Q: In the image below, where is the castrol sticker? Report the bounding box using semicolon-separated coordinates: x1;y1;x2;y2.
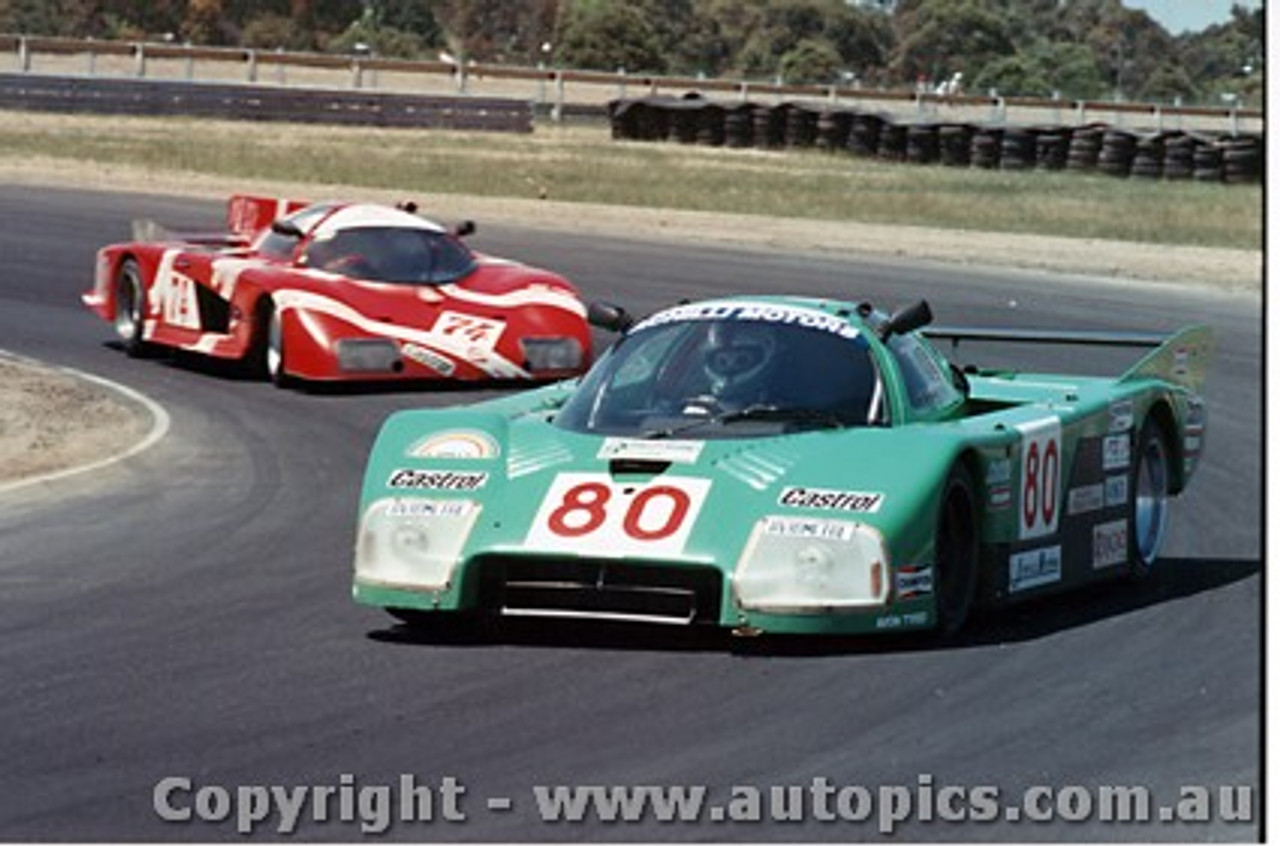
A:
525;473;711;557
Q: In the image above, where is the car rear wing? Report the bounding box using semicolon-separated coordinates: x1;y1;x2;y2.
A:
924;324;1213;392
226;194;309;239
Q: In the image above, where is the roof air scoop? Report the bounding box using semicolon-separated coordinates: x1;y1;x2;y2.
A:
879;299;933;340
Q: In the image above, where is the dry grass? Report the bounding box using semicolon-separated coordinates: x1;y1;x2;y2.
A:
2;109;1261;249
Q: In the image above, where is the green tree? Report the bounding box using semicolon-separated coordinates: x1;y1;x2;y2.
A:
779;36;842;84
971;53;1050;97
1137;61;1197;102
890;0;1015;87
554;1;666;73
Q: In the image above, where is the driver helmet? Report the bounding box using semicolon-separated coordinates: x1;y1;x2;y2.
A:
702;320;777;400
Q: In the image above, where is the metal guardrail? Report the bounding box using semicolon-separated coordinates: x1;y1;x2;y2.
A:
0;33;1264;133
0;72;532;130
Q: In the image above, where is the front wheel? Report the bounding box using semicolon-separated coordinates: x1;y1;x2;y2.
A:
1128;418;1171;578
934;462;979;637
114;259;147;356
253;299;292;388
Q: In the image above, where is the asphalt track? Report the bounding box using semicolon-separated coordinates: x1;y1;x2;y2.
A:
0;186;1261;841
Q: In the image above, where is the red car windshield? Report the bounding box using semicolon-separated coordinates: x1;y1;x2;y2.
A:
302;226;477;284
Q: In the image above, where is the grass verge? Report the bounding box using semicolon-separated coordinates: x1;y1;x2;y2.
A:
1;110;1261;250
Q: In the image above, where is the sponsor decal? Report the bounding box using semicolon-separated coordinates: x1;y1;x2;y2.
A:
778;486;884;514
1103;433;1131;471
409;430;500;460
985;458;1013;509
1104;474;1128;508
1009;545;1062;593
761;516;857;542
1108;399;1135;433
632;301;860;340
875;611;930;630
1016;418;1062;540
1185;397;1206;431
525;473;711;557
151;251;202;331
401;342;456;376
385;499;473;518
387;469;488;491
1092;519;1128;569
597;437;704;465
1067;483;1105;516
894;565;934;601
1173;347;1190;377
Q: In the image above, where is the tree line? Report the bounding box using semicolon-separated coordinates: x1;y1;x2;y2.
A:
0;0;1263;106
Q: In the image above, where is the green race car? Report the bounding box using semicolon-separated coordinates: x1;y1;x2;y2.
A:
353;295;1211;637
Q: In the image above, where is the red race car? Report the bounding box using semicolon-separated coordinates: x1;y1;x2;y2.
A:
83;195;592;387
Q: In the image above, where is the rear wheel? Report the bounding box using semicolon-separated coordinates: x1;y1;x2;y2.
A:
1129;418;1171;578
113;259;147;356
934;463;979;637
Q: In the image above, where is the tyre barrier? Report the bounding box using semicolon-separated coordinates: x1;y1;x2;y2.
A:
608;97;1263;185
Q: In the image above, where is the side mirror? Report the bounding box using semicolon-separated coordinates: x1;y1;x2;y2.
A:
454;220;476;238
588;301;634;333
879;299;933;339
270;219;304;239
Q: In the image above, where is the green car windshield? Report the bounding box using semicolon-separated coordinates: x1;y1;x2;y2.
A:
555;317;883;439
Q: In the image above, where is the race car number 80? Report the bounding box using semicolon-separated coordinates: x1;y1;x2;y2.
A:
525;473;712;556
1016;417;1062;540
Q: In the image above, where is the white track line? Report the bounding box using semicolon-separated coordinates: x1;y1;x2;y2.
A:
0;350;171;495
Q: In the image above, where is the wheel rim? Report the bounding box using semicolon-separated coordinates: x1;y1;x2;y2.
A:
114;267;142;342
1134;433;1169;566
266;306;284;378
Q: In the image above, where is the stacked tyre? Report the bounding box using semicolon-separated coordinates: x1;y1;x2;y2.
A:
1161;133;1198;181
1098;130;1137;177
848;112;884;157
939;124;974;167
752;102;785;149
785;103;820;148
817;109;854;152
971;127;1003;169
1130;133;1165;179
1067;125;1106;172
906;123;940;164
1193;142;1224;182
878;121;909;162
1222;135;1263;184
723;103;754;148
1035;130;1070;171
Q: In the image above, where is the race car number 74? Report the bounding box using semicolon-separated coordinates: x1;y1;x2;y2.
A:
525;473;712;556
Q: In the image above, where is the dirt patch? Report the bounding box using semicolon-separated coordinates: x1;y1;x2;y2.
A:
0;356;155;488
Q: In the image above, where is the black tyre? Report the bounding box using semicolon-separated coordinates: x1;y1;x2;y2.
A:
114;258;148;357
252;298;293;388
1128;418;1171;579
935;462;979;636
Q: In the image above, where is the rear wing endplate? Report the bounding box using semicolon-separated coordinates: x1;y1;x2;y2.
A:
924;325;1213;392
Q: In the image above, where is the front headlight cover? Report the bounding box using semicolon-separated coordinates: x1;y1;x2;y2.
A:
336;338;401;373
354;497;480;592
520;337;582;372
732;516;890;613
